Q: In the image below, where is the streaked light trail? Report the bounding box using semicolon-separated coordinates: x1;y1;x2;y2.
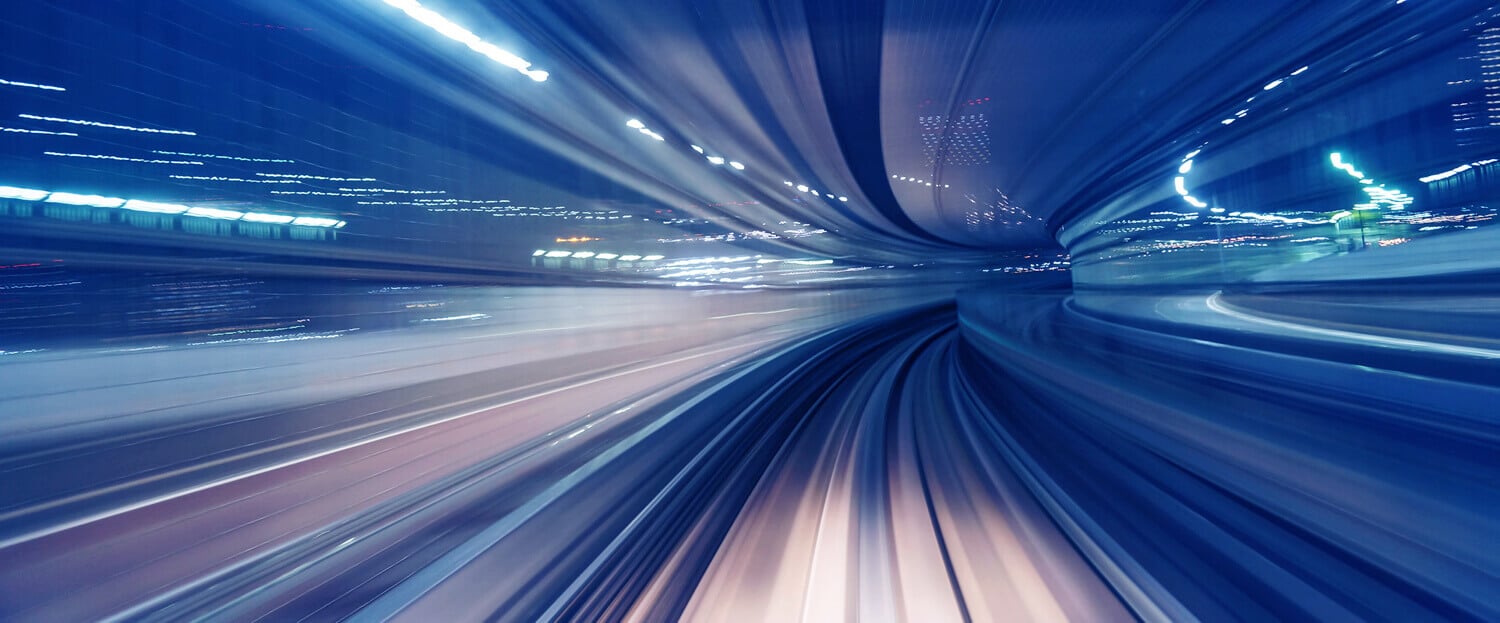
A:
19;114;196;136
0;78;65;91
381;0;549;82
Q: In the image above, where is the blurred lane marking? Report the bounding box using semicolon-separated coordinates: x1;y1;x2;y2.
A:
0;339;775;550
1206;292;1500;360
355;328;805;622
709;308;798;320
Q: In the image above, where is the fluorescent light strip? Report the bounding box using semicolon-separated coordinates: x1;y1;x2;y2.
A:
186;207;244;220
45;192;124;208
19;114;195;136
241;213;297;224
122;199;189;214
291;216;341;227
5;182;345;228
0;186;50;201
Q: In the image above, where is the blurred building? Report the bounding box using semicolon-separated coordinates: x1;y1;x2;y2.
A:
918;98;992;167
1451;4;1500;149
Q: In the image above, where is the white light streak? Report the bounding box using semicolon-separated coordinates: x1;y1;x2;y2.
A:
171;175;297;183
2;127;77;136
256;173;377;181
0;78;65;91
1419;158;1499;183
45;151;202;165
1207;291;1500;360
382;0;548;82
153;150;293;163
337;187;445;194
1329;153;1364;179
19;114;195;135
270;191;374;197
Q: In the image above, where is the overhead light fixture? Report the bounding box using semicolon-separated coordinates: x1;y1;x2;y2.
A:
189;207;246;220
241;212;297;224
45;192;124;208
122;199;189;214
0;186;49;201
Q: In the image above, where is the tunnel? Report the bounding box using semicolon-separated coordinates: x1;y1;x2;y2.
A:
0;1;1497;621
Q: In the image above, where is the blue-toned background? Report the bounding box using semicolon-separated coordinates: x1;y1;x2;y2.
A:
0;1;1495;620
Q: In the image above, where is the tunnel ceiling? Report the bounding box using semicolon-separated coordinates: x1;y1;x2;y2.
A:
0;0;1482;267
